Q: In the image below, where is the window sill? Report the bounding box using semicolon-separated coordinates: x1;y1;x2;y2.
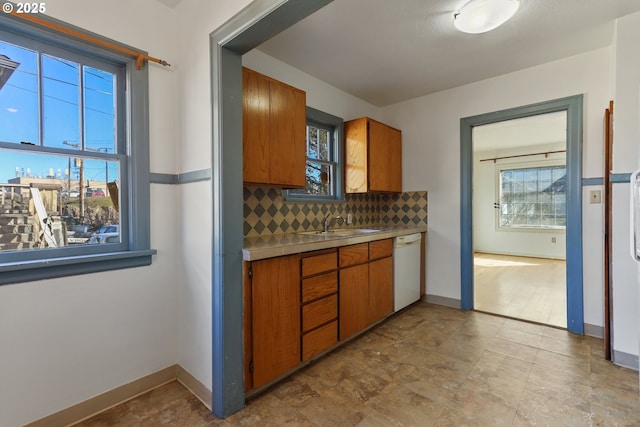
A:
0;250;157;286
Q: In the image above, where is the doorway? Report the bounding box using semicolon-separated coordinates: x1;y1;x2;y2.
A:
472;112;567;328
460;95;584;334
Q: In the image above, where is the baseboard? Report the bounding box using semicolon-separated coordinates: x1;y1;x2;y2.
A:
26;364;212;427
424;294;461;309
613;350;639;371
176;364;212;410
584;323;604;338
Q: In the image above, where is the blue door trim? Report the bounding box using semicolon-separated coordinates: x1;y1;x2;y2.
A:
460;95;584;334
209;0;333;418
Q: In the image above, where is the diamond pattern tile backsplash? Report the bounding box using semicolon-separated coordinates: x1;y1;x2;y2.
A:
244;186;427;237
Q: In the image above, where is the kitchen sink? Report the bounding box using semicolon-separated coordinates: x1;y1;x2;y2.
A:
297;228;383;237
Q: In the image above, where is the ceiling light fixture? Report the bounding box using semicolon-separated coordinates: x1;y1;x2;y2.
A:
454;0;520;34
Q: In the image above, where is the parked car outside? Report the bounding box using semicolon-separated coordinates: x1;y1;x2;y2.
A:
93;189;105;197
62;189;80;199
88;224;119;244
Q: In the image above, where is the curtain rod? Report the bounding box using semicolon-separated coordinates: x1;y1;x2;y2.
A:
9;10;170;70
479;149;566;163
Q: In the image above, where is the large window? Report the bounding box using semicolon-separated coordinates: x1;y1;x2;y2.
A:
285;107;343;202
498;164;566;229
0;15;153;284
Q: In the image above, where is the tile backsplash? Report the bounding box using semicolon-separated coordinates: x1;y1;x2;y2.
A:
244;186;427;237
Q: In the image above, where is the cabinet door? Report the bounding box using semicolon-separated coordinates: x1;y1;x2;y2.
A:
344;117;368;193
368;119;390;192
369;256;394;324
339;263;369;340
269;79;306;188
251;255;301;389
388;126;402;192
242;68;270;184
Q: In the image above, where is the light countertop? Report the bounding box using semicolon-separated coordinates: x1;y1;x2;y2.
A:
243;225;427;261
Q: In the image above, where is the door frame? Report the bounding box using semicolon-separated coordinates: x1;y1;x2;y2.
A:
460;95;584;334
209;0;333;417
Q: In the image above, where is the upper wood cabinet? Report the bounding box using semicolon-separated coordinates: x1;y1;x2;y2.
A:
242;67;306;188
344;117;402;193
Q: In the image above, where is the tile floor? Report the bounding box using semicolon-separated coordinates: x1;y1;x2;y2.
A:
75;303;640;426
474;253;567;327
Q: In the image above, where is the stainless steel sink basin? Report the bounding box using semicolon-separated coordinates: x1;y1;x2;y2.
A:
297;228;382;237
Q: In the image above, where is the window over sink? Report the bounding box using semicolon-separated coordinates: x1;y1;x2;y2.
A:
284;107;344;202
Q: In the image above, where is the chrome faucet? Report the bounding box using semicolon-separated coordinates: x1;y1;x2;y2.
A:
323;214;344;232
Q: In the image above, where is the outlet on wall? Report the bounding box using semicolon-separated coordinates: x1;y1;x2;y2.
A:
551;237;557;243
347;213;353;224
589;190;601;204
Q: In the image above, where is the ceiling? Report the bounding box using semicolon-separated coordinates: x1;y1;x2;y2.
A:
258;0;640;107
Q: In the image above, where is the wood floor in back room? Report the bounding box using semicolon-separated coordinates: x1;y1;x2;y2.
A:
75;302;639;426
474;253;566;328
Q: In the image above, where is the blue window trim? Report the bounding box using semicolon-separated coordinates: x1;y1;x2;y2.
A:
284;106;344;202
0;12;155;285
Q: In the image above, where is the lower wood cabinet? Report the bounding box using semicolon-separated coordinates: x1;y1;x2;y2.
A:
339;239;394;341
339;263;370;340
246;254;301;390
300;250;338;361
244;239;394;392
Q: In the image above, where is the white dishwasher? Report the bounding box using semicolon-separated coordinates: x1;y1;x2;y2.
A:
394;233;422;311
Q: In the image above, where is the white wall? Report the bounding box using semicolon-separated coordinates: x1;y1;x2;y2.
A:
0;1;181;426
611;11;640;363
382;47;612;334
473;144;566;259
172;0;252;395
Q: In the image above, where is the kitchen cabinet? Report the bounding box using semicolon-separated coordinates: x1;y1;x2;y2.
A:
301;250;338;361
344;117;402;193
339;239;394;340
242;67;306;188
243;239;394;391
245;254;301;390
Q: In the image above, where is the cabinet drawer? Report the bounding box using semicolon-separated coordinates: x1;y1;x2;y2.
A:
302;272;338;303
302;321;338;361
302;294;338;333
369;238;393;260
302;252;337;277
339;243;369;267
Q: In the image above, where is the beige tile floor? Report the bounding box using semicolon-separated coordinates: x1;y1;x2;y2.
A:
75;303;640;426
474;253;567;328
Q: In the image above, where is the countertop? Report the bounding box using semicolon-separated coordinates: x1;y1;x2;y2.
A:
243;225;427;261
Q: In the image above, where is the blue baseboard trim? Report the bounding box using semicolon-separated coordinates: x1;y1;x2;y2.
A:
613;350;639;371
584;323;604;338
424;294;461;309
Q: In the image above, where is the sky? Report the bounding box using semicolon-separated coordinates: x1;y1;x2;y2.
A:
0;38;119;186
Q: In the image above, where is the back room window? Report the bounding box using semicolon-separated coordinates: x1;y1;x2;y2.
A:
498;165;566;229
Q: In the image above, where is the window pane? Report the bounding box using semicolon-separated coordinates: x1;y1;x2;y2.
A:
0;41;38;144
0;149;120;251
499;165;566;229
42;54;80;149
317;128;329;161
84;66;116;153
307;126;318;159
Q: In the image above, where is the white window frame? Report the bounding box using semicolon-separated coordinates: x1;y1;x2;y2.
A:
0;13;154;285
496;160;567;232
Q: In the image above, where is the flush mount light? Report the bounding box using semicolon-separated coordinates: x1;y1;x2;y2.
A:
454;0;520;34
